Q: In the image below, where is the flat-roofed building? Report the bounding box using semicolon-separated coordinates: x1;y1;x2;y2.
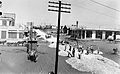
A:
0;13;24;41
68;27;120;40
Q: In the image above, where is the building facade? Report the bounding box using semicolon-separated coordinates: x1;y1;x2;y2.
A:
0;13;24;41
68;28;120;40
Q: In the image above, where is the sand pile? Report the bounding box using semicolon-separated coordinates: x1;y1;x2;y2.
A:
48;43;66;50
66;54;120;74
59;50;68;56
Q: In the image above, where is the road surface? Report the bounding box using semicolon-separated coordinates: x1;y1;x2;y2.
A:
0;42;91;74
0;40;120;74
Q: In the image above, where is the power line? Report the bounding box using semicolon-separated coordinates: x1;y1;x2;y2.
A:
62;0;118;20
74;4;117;19
89;0;120;12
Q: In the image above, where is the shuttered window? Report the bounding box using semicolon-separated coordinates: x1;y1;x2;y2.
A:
2;20;7;26
1;31;6;39
8;32;17;38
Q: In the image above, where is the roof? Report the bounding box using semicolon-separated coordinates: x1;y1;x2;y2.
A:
71;27;120;32
0;17;14;21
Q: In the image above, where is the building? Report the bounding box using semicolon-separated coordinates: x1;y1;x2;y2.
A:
68;27;120;40
0;13;24;41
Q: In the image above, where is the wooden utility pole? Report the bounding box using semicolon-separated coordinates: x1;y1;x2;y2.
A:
27;22;34;51
48;1;71;74
30;22;33;51
76;21;78;28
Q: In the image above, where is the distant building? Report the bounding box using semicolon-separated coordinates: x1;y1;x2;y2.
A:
44;25;52;29
68;27;120;40
0;13;24;41
51;25;57;29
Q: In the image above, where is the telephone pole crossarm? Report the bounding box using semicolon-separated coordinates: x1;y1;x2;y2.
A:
48;9;70;13
48;1;71;13
48;1;71;6
48;1;59;4
48;5;71;9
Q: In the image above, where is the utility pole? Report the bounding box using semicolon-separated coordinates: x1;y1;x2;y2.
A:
30;22;33;41
27;22;34;52
48;1;71;74
76;21;78;28
30;22;33;51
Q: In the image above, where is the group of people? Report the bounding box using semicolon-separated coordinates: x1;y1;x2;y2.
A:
26;43;38;62
27;49;38;62
25;38;38;62
113;48;119;54
59;41;103;59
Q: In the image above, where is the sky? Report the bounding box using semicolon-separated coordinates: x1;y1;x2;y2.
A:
1;0;120;29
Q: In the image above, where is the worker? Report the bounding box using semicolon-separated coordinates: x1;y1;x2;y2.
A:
72;47;75;57
27;50;38;62
113;48;118;54
67;45;72;57
88;45;94;54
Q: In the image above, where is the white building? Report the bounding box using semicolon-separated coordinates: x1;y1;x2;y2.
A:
0;13;24;41
69;27;120;40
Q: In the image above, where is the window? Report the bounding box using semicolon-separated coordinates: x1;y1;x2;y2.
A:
9;21;12;26
86;30;92;38
2;20;7;26
19;32;24;38
0;20;2;26
8;32;17;38
12;21;15;26
1;31;6;39
9;21;14;26
96;31;102;39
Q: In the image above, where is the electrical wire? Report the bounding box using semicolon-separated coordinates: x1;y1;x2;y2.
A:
62;0;118;20
74;4;117;19
89;0;120;12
